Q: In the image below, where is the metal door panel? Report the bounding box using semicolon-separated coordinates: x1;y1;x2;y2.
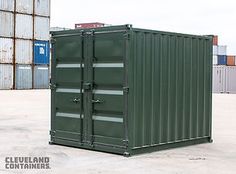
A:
55;67;82;87
55;35;83;62
89;32;126;146
94;33;124;61
51;34;84;143
94;67;123;87
93;94;123;113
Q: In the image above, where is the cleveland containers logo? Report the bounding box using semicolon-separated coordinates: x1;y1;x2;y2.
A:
5;157;50;170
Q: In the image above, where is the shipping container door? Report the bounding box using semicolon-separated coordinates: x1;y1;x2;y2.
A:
84;31;126;148
51;33;84;143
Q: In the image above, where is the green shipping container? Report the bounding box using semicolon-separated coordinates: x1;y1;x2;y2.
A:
50;25;212;156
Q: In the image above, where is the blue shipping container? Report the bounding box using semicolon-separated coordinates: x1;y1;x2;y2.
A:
218;55;227;65
34;41;50;64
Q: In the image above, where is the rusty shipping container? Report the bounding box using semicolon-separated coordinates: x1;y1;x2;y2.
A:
50;25;213;156
227;56;235;66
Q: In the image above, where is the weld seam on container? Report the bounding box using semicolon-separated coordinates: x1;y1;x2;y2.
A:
50;25;212;156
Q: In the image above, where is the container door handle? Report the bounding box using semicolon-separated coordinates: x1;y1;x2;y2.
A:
92;99;103;104
72;98;80;103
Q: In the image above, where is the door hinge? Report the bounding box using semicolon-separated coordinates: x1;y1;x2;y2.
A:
124;33;130;40
123;139;129;147
50;38;56;44
49;83;57;90
123;87;129;93
50;130;56;136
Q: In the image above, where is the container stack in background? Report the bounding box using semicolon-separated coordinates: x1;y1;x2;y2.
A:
212;35;236;93
0;0;50;90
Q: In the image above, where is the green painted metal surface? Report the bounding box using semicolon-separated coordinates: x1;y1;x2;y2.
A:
50;25;212;156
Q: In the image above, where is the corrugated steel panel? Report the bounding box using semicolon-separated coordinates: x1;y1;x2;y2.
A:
15;64;32;89
34;0;50;17
0;64;13;89
218;55;227;65
0;38;13;63
212;66;226;93
34;40;49;64
213;55;217;65
15;14;33;39
226;66;236;93
0;11;14;37
0;0;14;11
34;16;50;40
34;65;49;88
50;25;212;156
15;39;33;64
213;45;218;55
226;56;235;66
16;0;33;14
217;45;227;55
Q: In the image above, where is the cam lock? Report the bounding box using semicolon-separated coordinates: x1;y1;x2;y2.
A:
83;83;92;90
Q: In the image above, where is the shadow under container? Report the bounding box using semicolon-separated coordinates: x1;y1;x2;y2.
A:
50;25;213;156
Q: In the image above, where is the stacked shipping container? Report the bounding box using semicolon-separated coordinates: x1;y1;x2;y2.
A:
0;0;50;90
212;35;236;93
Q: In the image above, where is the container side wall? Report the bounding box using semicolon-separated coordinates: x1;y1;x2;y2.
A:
0;64;13;89
34;65;49;88
128;30;212;150
0;11;14;37
0;38;13;63
15;14;33;39
15;39;33;64
0;0;14;11
16;0;33;14
15;64;32;89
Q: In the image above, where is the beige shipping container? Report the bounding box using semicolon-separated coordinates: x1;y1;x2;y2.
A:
15;39;33;64
0;11;14;37
0;64;13;89
0;38;13;63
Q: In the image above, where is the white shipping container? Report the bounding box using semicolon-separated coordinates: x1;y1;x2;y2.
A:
0;11;14;37
16;0;33;14
0;64;13;89
212;66;226;93
15;14;33;39
213;55;217;65
0;38;13;63
15;39;33;64
0;0;14;11
35;0;50;17
213;45;218;55
217;45;227;55
226;66;236;94
34;16;50;40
